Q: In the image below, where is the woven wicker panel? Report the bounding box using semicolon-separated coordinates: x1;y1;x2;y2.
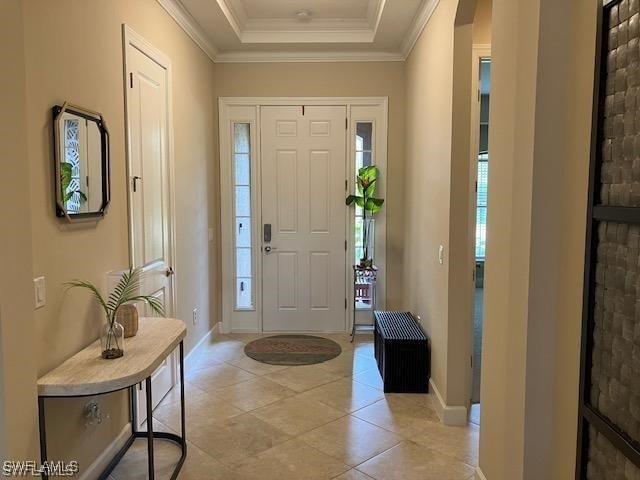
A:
587;427;640;479
591;221;640;442
601;0;640;206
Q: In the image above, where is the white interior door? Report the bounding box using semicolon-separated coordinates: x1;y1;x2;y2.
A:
125;36;176;426
261;105;347;332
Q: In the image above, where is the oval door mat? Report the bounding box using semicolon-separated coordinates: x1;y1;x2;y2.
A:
244;335;342;366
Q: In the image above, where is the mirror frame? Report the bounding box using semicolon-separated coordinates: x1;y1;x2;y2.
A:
52;102;110;221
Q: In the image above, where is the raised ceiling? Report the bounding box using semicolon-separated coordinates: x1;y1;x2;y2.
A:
157;0;440;62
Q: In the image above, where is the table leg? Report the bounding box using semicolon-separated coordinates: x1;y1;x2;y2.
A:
130;385;138;434
179;341;186;445
145;376;154;480
38;396;48;480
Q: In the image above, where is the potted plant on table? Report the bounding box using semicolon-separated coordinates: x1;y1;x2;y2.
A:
65;267;165;359
346;165;385;268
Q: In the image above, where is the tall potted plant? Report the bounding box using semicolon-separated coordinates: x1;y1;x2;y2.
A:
346;165;385;268
65;268;165;359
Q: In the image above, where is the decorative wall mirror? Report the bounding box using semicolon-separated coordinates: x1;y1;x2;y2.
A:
52;102;110;220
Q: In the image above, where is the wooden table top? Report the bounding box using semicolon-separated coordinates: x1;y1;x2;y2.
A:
37;317;186;397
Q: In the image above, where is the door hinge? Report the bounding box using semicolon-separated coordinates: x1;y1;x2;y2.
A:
475;180;478;193
345;118;348;130
345;179;348;192
471;355;473;368
129;72;133;88
472;268;476;282
302;105;305;115
478;89;481;102
345;298;348;310
345;240;348;251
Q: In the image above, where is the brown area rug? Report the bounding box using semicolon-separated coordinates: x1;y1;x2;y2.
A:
244;335;342;366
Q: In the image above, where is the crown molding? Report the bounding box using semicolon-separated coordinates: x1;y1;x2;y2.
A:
156;0;218;61
369;0;387;35
218;0;385;44
158;0;441;64
216;0;244;38
213;50;405;63
400;0;441;59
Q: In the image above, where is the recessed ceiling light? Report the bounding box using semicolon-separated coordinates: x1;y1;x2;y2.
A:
294;9;313;22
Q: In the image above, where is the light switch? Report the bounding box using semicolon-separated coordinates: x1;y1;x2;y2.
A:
438;245;445;265
34;276;46;309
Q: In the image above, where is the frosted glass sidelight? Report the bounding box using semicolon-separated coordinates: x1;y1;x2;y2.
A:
236;248;252;278
236;278;252;309
234;123;250;153
235;154;251;186
233;123;254;310
235;186;251;218
235;218;251;248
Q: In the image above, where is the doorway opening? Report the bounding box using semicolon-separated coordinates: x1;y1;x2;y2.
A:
471;56;491;424
219;98;388;333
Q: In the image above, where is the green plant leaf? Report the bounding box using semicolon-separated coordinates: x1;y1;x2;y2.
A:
363;178;378;197
358;165;379;183
61;162;72;200
346;195;360;206
364;197;384;213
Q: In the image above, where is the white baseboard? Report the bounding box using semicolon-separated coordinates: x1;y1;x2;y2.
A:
78;423;130;480
475;466;488;480
429;378;468;426
184;325;216;371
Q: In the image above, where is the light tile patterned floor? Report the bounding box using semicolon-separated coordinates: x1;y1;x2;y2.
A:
110;332;478;479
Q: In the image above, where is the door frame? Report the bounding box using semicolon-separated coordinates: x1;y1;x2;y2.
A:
122;25;179;409
467;45;491;405
219;97;388;333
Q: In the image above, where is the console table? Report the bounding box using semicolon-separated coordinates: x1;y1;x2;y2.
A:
37;317;187;480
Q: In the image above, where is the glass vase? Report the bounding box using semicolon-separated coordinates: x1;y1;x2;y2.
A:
359;218;375;268
101;320;124;359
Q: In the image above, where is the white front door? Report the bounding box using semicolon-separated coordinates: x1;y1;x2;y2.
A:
261;106;347;332
125;35;176;425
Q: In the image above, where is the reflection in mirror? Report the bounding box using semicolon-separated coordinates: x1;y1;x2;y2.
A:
53;103;110;220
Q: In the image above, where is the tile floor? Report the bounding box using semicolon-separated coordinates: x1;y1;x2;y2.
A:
110;332;478;479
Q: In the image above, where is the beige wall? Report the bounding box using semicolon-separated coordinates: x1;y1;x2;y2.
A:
403;0;490;407
211;61;406;309
478;0;597;477
0;0;39;462
473;0;492;44
20;0;216;472
403;0;458;401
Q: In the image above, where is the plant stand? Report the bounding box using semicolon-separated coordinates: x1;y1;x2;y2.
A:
351;265;377;342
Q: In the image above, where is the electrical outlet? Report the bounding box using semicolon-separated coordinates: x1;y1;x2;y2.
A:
192;308;198;325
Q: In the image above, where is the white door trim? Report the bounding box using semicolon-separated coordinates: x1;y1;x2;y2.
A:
122;25;179;408
219;97;388;333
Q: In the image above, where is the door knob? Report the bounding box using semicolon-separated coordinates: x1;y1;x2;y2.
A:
264;246;272;253
165;266;175;277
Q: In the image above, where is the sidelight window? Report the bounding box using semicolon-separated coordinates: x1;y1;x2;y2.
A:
354;122;374;265
233;123;253;310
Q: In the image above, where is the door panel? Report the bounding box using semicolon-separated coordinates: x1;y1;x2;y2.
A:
126;41;175;426
261;105;346;332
